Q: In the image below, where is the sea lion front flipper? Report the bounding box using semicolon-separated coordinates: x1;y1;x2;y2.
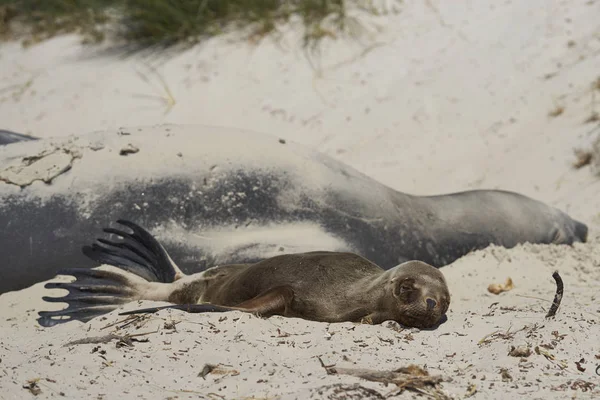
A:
119;303;236;316
233;285;295;317
119;286;295;318
37;267;141;327
82;219;183;283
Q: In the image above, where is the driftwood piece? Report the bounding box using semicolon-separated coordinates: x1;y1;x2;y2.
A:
324;364;442;393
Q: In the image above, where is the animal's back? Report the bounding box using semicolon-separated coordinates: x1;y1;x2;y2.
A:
208;252;383;308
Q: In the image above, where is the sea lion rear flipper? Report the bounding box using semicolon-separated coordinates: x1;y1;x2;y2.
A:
82;219;183;283
39;220;186;328
119;286;295;318
37;267;141;327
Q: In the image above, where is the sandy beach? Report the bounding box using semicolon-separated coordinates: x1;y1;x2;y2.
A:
1;0;599;398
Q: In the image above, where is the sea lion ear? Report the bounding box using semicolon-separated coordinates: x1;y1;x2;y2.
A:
393;277;416;297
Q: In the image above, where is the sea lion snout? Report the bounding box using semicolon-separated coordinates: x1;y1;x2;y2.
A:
426;298;437;311
403;289;449;329
574;220;588;243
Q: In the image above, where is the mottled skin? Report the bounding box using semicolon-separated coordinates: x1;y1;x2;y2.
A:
2;126;588;295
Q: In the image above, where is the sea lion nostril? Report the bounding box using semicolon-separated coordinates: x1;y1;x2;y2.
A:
426;298;437;311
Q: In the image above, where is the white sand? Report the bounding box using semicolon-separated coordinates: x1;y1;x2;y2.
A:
1;0;599;398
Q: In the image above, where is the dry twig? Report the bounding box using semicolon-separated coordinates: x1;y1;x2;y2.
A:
545;271;564;318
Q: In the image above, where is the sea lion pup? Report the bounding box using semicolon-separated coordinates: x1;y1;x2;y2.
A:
38;220;450;329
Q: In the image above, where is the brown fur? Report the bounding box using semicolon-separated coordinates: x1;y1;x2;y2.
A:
39;221;450;329
126;252;450;329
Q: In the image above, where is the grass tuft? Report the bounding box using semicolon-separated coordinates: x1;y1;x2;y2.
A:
0;0;392;50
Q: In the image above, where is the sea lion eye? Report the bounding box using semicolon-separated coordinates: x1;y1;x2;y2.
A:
394;278;416;297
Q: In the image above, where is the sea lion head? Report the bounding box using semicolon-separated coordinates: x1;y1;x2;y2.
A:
385;260;450;329
550;217;588;244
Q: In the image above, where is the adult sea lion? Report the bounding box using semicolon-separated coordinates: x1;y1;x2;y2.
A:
0;124;588;294
38;220;450;329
